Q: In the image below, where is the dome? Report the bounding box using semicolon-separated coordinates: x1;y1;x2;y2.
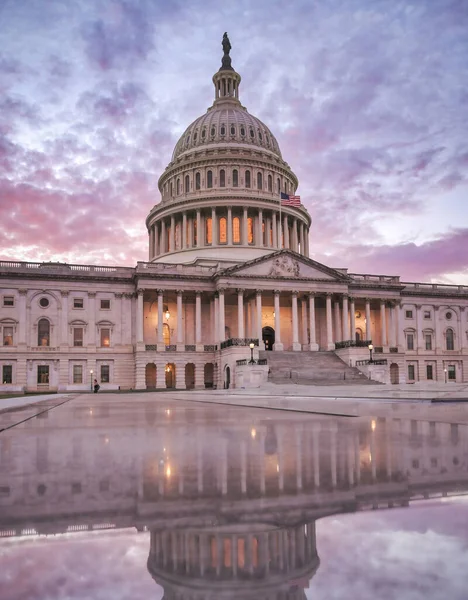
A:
171;105;283;161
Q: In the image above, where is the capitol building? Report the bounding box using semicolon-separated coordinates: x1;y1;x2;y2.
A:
1;36;467;393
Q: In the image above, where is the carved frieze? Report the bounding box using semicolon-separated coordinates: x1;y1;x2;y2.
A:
268;255;300;278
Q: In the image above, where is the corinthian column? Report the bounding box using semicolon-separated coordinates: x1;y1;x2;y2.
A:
256;290;263;347
380;300;387;346
342;295;349;341
308;293;318;351
292;291;301;351
326;293;334;350
195;292;202;349
218;289;225;342
365;298;371;341
136;289;144;345
176;291;184;349
157;290;164;347
237;289;245;338
274;290;283;351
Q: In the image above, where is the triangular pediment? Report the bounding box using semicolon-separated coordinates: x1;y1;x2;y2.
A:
218;250;350;281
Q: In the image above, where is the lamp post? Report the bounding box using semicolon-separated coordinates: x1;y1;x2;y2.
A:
249;342;255;364
444;368;447;384
90;369;93;391
368;344;373;363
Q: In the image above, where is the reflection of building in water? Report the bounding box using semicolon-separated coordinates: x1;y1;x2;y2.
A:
148;523;317;599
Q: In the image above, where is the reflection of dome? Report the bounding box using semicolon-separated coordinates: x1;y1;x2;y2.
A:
171;106;282;162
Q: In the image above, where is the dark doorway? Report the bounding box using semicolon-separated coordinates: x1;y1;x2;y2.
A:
262;326;275;351
225;366;231;389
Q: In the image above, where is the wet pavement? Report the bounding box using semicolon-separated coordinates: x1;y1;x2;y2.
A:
0;393;467;599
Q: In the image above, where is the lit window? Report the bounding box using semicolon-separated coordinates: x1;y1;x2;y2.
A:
220;169;226;187
446;328;454;351
245;170;251;188
73;298;83;309
73;365;83;384
2;365;12;384
233;217;240;243
206;217;212;244
38;319;50;346
406;333;414;350
3;296;14;307
100;329;110;347
247;217;254;244
207;170;213;188
101;365;110;383
219;217;227;244
425;334;432;350
100;299;110;310
73;328;83;347
232;169;238;187
3;327;13;346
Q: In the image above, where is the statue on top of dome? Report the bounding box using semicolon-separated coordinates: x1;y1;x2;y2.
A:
222;32;231;56
220;32;233;70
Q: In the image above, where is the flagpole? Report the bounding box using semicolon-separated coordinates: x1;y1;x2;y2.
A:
279;189;282;250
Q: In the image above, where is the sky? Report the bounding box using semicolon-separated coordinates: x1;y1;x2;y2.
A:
0;0;467;283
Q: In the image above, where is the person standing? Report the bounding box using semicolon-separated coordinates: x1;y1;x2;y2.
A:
93;379;100;394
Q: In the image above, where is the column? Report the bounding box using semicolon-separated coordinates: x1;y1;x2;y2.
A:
211;207;217;246
195;292;202;348
434;305;440;351
415;303;421;351
149;228;153;260
292;219;298;252
88;292;96;347
292;291;300;351
258;208;263;247
299;222;305;255
182;212;187;249
214;294;219;344
18;289;27;345
160;219;166;254
308;293;318;351
196;209;201;248
342;295;349;341
380;300;387;346
349;297;356;342
176;291;183;348
274;291;283;351
283;215;289;249
227;206;233;245
218;289;225;342
365;298;371;341
170;215;175;252
277;212;282;248
389;303;396;347
272;212;277;247
154;224;160;256
256;290;263;345
243;207;248;245
237;289;245;338
301;297;308;348
137;289;144;344
304;228;309;257
157;290;164;345
188;216;193;248
60;291;68;345
334;299;341;343
326;293;334;350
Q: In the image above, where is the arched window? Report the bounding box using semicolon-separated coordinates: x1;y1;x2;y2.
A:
232;169;238;187
219;217;227;244
277;178;281;194
201;127;206;140
268;174;273;192
240;126;245;137
233;217;240;243
230;125;235;136
446;328;454;351
195;172;201;190
185;175;190;193
210;126;216;137
176;178;180;195
247;217;254;244
245;170;251;188
205;217;212;244
220;124;226;136
38;319;50;347
220;169;226;187
249;127;254;138
207;170;213;188
163;323;170;346
170;182;173;197
257;172;263;190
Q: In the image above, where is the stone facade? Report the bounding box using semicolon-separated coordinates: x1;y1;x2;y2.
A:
1;45;468;392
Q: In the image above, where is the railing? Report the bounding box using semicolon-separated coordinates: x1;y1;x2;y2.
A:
389;347;398;353
145;345;157;351
185;344;196;352
334;339;372;349
236;358;267;366
374;347;383;353
30;347;59;352
0;260;134;277
165;345;177;352
356;359;388;366
204;344;217;352
220;338;259;350
258;358;268;365
236;359;247;366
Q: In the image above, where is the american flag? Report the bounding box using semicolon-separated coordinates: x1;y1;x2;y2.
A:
280;192;301;207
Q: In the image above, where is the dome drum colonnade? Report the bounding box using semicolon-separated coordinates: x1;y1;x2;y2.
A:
146;38;310;264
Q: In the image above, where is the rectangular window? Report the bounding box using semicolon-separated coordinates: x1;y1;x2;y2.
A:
3;296;14;307
424;311;431;319
426;364;433;380
73;365;83;384
37;365;49;384
73;328;83;347
100;365;110;383
73;298;84;309
448;365;456;380
2;365;12;384
100;299;111;310
425;334;432;350
405;310;413;319
408;364;415;380
3;327;13;346
406;334;414;350
100;329;110;347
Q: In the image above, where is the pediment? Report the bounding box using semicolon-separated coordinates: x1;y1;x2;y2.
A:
219;251;349;281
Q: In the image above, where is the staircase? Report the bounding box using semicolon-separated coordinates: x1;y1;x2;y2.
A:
259;350;376;386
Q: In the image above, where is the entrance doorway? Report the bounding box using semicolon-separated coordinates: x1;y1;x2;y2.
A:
37;365;49;390
390;363;399;385
165;363;175;388
145;363;156;389
185;363;195;389
224;365;231;389
262;326;275;351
